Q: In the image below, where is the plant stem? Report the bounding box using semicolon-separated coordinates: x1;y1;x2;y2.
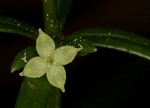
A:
42;0;62;107
43;0;62;43
15;76;61;108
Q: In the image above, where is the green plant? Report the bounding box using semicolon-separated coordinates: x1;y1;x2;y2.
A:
0;0;150;107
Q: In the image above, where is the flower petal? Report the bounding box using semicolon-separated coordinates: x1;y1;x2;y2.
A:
36;29;55;58
20;57;48;78
53;46;81;65
46;64;66;92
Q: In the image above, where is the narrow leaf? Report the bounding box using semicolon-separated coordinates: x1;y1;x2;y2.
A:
11;47;38;73
70;28;150;60
56;0;73;29
0;16;38;40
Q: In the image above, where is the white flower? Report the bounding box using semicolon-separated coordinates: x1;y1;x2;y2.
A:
19;29;81;92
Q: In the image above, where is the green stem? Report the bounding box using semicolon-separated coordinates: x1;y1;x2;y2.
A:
15;76;61;108
43;0;62;107
43;0;61;42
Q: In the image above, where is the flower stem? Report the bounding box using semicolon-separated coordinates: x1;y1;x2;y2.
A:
43;0;62;43
15;76;61;108
42;0;62;107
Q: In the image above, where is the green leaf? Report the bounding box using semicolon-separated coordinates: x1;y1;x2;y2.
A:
56;0;73;29
0;16;38;40
15;76;61;108
63;35;97;56
11;47;38;73
70;28;150;60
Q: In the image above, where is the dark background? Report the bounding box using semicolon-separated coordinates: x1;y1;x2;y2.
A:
0;0;150;107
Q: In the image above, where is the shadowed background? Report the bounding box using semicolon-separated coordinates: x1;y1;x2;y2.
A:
0;0;150;107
